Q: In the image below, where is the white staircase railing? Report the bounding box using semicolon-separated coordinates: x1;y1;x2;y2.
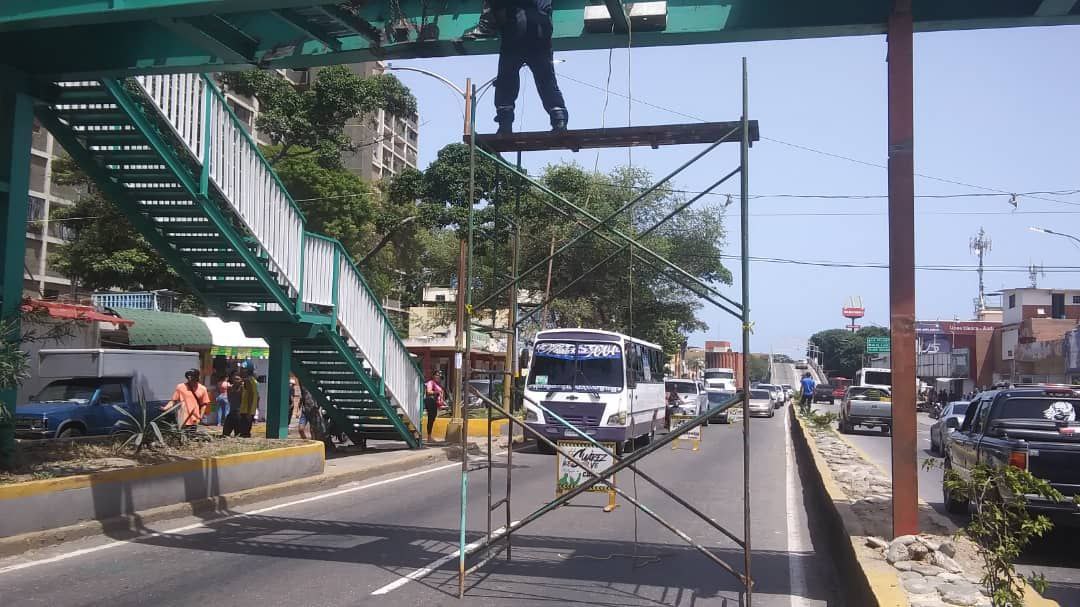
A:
129;74;422;433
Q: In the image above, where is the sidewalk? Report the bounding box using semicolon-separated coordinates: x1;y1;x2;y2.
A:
0;438;501;560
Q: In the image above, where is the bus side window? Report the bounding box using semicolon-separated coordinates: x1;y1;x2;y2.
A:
626;346;639;388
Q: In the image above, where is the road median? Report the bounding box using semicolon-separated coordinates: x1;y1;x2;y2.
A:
791;409;1059;607
0;442;465;560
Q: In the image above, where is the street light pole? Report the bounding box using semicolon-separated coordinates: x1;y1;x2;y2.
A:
1029;226;1080;249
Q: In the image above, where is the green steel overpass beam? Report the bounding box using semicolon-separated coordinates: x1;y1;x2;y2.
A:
1;1;1079;78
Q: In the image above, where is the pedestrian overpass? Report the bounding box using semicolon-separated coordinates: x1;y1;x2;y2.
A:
1;0;1077;539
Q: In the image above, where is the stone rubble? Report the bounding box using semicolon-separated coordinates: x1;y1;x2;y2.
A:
805;419;990;607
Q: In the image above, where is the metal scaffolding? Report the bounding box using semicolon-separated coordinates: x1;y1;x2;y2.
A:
452;58;760;603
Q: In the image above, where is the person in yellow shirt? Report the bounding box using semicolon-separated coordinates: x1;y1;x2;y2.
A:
238;366;259;438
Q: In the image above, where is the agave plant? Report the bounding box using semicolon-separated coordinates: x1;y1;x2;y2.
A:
113;391;180;455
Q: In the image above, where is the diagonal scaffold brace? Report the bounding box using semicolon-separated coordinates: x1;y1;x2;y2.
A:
456;58;756;605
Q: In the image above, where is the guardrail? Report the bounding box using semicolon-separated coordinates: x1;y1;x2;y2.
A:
130;74;422;431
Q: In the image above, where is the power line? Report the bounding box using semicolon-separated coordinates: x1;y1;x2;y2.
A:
555;70;1080;209
691;253;1080;273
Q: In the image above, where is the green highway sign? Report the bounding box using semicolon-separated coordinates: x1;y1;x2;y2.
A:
866;336;891;354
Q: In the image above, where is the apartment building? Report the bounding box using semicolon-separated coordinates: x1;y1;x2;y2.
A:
23;119;79;299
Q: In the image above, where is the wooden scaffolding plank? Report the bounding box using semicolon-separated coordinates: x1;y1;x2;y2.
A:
467;120;759;153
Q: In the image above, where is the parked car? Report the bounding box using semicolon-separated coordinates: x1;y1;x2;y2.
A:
747;389;774;418
929;400;970;456
795;360;808;370
838;386;892;435
944;386;1080;523
14;349;198;439
705;389;736;423
813;384;835;404
666;379;709;424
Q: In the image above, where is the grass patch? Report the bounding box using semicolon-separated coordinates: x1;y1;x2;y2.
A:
1;432;294;486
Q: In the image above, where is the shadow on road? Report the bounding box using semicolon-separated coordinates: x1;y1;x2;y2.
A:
118;513;828;605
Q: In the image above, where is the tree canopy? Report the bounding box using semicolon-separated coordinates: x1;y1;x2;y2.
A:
810;326;890;378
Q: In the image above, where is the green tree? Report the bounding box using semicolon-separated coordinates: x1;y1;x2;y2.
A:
810;326;891;378
223;66;416;168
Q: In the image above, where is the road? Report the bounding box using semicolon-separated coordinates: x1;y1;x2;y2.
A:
794;365;1080;605
0;401;839;605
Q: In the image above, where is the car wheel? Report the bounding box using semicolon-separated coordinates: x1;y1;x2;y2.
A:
943;461;968;514
882;424;892;436
58;426;83;439
838;417;849;434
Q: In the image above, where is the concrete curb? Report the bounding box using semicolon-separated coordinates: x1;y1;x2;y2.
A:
0;445;457;560
792;412;1060;607
789;409;909;607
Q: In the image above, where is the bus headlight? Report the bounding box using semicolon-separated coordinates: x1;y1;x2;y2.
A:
525;409;538;422
606;412;627;425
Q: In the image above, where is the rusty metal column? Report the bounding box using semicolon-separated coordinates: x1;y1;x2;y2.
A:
739;57;753;604
887;0;918;538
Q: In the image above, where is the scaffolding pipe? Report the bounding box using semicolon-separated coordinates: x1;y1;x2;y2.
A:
466;389;749;585
472;132;743;311
514;167;740;328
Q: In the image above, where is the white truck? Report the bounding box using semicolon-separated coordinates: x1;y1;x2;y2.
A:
14;349;199;439
703;367;737;391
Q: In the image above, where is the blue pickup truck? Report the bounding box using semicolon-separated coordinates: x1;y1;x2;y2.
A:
14;349;199;439
944;385;1080;526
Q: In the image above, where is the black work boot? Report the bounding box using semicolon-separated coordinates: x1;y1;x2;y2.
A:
462;10;499;39
495;107;514;135
550;108;568;132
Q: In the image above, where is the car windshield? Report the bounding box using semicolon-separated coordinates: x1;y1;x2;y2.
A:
996;398;1080;421
749;390;770;400
705;371;734;380
32;379;99;404
864;371;891;385
849;387;891;400
816;385;833;391
527;342;623;393
782;384;792;389
666;381;696;394
707;391;735;404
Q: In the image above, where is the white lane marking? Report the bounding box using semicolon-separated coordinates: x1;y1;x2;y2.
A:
785;407;814;607
371;520;520;595
0;458;465;577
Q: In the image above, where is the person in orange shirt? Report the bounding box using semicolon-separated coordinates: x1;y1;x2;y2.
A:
165;369;211;433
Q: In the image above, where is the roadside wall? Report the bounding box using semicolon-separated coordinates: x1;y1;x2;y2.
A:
0;441;323;537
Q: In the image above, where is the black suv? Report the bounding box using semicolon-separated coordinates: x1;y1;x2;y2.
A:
813;384;835;404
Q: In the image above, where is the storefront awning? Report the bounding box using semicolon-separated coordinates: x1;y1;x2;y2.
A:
113;308;213;347
201;317;270;359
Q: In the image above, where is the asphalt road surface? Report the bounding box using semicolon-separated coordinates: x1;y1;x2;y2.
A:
0;403;840;606
794;363;1080;605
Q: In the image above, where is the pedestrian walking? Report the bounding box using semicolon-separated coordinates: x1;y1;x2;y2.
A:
424;371;445;444
238;365;259;438
214;374;231;426
298;387;329;445
165;369;211;436
221;370;245;437
288;375;302;428
799;372;815;415
492;0;568;134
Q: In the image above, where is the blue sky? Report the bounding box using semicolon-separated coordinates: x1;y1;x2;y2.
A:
393;25;1080;357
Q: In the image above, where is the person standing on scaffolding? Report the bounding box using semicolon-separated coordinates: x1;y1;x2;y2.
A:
471;0;567;135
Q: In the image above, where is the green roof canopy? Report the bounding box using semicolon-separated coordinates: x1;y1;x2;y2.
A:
114;307;213;348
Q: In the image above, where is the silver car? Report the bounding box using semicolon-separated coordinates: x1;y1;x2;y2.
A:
665;379;709;424
748;388;774;418
929;400;970;456
758;383;784;409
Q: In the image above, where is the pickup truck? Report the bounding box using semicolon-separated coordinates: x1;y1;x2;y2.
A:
943;386;1080;525
14;349;198;439
838;386;892;435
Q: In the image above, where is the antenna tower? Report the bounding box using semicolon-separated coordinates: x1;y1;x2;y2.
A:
969;227;992;313
1027;262;1045;288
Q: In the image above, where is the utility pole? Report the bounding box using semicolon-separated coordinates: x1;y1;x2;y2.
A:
969;227;992;314
447;79;473;445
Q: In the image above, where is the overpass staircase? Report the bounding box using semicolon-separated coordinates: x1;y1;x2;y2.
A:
35;75;423;447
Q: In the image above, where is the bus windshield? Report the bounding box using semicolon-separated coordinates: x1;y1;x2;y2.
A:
704;370;734;380
527;342;623;393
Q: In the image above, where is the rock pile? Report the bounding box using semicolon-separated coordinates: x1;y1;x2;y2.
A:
866;535;989;607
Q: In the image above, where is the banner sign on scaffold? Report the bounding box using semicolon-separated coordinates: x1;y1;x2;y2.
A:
671;415;701;451
555;440;618;511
